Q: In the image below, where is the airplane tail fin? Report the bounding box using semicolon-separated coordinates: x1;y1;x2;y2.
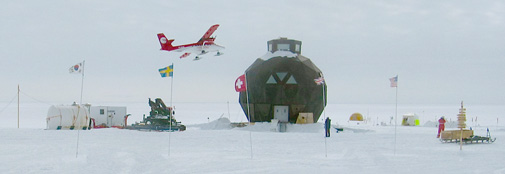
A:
157;33;175;51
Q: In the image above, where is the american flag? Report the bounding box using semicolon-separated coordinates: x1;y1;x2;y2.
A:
390;75;398;87
314;76;325;85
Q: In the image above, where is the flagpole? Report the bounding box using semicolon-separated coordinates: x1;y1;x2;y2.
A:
394;75;398;155
245;73;253;159
17;84;20;129
80;60;85;105
170;63;174;114
324;84;327;158
76;60;85;158
169;63;174;157
76;105;81;158
321;74;327;158
227;101;230;120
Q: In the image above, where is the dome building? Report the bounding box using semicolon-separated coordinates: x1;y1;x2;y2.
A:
239;38;326;123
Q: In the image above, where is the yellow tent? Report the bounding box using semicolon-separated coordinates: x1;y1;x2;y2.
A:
349;113;364;121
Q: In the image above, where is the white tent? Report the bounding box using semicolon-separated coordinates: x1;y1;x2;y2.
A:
401;113;420;126
46;105;90;130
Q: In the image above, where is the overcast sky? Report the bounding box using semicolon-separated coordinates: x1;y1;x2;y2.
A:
1;0;504;105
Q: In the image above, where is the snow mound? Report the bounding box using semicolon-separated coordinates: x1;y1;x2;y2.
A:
423;121;459;128
191;120;324;133
338;126;375;133
239;122;323;133
237;122;271;132
423;121;438;127
286;123;323;133
190;117;232;130
260;51;298;59
495;128;505;132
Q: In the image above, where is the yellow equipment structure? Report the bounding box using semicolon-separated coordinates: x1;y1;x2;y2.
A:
441;130;474;140
296;113;314;124
440;101;496;144
349;113;364;121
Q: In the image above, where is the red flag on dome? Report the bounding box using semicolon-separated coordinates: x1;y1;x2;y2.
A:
235;74;246;92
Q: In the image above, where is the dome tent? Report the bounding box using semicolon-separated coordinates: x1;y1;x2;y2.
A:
349;113;364;121
238;38;326;123
402;113;420;126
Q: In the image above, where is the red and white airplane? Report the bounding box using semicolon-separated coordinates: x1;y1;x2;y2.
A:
157;24;225;60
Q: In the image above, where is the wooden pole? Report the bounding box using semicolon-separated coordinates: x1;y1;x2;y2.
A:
457;101;466;151
460;128;463;150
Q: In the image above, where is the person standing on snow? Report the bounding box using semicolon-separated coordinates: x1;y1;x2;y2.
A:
325;117;331;137
437;116;446;138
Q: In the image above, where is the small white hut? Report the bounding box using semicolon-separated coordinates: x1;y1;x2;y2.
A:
88;106;127;128
46;104;90;130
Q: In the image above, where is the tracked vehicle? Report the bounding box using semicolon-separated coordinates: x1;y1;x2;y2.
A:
128;98;186;131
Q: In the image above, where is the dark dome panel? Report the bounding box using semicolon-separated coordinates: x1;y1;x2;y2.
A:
239;50;327;123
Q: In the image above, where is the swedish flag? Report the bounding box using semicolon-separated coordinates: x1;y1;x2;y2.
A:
159;64;173;78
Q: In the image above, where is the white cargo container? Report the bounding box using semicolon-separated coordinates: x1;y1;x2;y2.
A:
46;105;90;130
89;106;127;128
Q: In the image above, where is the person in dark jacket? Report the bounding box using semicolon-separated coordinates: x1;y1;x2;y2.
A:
325;117;331;137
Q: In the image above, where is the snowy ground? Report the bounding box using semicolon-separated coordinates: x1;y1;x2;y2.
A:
1;103;504;173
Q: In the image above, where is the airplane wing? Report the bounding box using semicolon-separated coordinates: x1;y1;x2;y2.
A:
198;24;219;43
